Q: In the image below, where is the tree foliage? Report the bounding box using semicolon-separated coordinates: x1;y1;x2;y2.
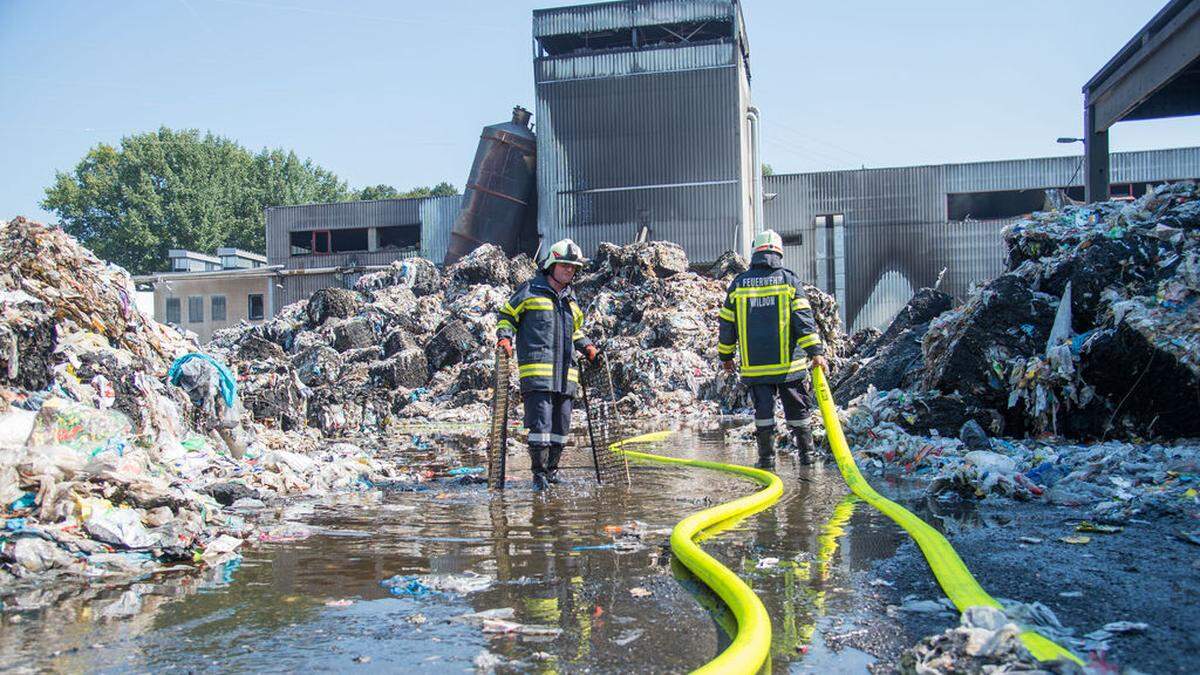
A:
353;182;458;201
42;127;456;274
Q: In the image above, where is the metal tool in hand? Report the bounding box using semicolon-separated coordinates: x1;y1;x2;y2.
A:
579;352;630;486
486;346;513;490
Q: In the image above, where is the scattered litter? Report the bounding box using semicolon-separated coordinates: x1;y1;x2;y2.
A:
456;608;516;623
325;599;355;607
899;603;1082;673
481;619;562;637
629;587;653;598
1076;521;1122;534
899;599;952;614
381;571;494;596
755;557;780;570
1102;621;1148;634
614;628;644;646
1059;536;1091;545
473;650;504;671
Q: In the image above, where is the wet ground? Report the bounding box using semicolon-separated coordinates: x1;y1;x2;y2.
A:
876;498;1200;674
3;427;1191;672
0;427;923;672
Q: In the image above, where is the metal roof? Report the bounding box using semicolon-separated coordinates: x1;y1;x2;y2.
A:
533;0;735;37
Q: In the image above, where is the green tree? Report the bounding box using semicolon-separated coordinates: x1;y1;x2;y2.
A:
761;163;775;176
42;127;349;274
355;182;459;200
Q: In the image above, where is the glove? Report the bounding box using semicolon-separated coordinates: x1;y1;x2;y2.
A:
583;344;599;362
721;360;736;373
810;355;828;372
497;337;513;357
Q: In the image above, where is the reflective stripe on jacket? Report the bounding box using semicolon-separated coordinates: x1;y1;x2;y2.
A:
496;274;592;396
717;251;825;384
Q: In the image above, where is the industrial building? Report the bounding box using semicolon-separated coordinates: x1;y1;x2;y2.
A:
206;0;1198;335
1082;0;1200;201
765;147;1200;332
533;0;759;264
264;194;461;309
135;247;272;343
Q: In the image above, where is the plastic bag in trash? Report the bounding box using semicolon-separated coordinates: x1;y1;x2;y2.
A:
26;397;133;454
10;537;77;573
85;508;158;549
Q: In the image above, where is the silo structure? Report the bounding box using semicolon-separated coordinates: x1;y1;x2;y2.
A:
444;107;538;265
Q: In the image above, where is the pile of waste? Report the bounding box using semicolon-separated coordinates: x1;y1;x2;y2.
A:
839;385;1199;519
210;241;848;434
0;217;391;591
829;183;1200;520
844;181;1200;442
897;605;1083;674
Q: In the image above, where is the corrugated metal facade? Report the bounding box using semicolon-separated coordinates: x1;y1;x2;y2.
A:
419;194;462;263
765;146;1200;332
265;198;423;269
262;195;461;314
534;0;752;265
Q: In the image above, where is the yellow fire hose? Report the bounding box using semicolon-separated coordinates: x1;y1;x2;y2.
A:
810;367;1083;666
611;432;782;675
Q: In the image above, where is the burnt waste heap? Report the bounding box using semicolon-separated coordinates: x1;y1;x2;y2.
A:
833;181;1200;519
209;240;847;437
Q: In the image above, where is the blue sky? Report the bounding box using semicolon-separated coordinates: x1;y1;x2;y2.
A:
2;0;1198;223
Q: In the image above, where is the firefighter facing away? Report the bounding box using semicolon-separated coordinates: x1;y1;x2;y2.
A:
496;238;599;489
718;230;828;468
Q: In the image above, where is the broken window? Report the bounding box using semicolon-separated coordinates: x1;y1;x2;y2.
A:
211;295;226;322
948;190;1051;221
329;228;368;253
537;19;733;57
377;225;420;251
290;230;333;255
166;297;181;324
1108;183;1152;201
248;294;264;321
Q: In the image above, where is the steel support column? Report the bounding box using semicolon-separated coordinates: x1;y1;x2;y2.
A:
1084;105;1110;203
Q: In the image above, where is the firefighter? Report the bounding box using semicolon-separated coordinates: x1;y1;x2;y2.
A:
718;230;828;468
496;238;599;489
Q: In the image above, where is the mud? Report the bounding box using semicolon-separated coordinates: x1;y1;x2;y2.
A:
869;498;1200;673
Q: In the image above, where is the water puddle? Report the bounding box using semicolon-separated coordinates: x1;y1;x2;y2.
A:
1;428;966;672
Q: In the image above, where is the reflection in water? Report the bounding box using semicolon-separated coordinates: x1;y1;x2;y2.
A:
1;429;920;672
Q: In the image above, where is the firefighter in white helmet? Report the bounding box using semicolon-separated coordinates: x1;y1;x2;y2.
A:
496;238;599;489
717;230;828;467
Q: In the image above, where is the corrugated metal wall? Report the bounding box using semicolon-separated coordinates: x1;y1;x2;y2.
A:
263;195;459;314
535;1;750;266
419;194;461;263
535;42;736;81
265;198;423;266
767;146;1200;332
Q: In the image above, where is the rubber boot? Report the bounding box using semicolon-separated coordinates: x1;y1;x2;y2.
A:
529;445;549;491
546;445;564;484
755;429;776;469
793;426;816;466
